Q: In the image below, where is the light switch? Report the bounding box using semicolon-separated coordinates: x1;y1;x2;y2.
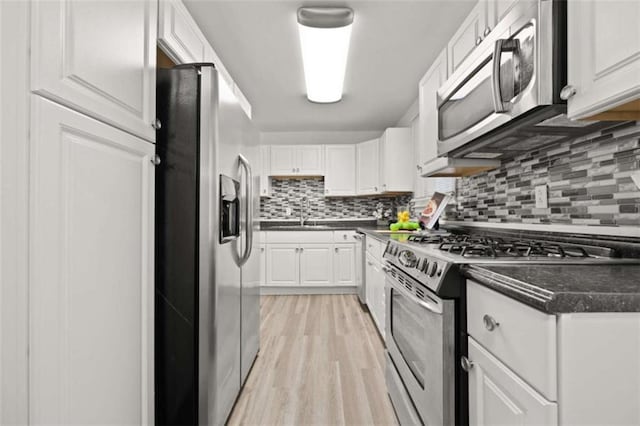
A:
534;185;548;209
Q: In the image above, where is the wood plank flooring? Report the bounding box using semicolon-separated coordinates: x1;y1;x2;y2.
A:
228;295;398;426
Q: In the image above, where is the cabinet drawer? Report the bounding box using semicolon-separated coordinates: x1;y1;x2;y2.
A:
333;230;357;243
265;231;333;244
365;237;385;261
467;280;557;401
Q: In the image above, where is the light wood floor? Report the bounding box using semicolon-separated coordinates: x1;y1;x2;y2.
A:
228;295;399;426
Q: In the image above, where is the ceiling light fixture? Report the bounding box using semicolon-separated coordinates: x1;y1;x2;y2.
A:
297;7;354;103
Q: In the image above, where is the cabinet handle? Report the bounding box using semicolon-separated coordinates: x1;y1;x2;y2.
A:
343;235;347;240
151;118;162;130
374;186;378;192
484;26;491;36
560;85;577;100
475;36;482;46
367;261;373;266
261;247;265;252
300;247;304;252
483;314;500;331
292;168;296;173
150;154;161;166
335;247;339;252
461;356;474;372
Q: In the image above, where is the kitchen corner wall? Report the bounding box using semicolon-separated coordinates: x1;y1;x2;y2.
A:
445;121;640;226
260;177;412;220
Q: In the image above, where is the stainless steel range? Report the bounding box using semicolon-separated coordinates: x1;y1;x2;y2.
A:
383;231;640;426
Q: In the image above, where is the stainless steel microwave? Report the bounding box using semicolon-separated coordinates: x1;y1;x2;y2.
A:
436;0;585;158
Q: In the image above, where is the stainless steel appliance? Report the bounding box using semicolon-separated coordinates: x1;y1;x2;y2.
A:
436;0;609;160
155;63;260;425
383;231;640;425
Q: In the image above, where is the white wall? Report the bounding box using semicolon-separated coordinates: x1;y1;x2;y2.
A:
260;130;382;145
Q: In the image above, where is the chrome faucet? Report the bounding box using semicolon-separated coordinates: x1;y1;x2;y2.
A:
300;196;310;226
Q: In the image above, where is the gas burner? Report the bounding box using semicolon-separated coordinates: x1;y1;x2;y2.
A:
435;236;592;259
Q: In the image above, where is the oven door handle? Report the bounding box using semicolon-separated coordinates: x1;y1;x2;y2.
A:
383;266;443;315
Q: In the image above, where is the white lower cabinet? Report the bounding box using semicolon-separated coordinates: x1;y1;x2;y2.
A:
333;244;356;286
29;97;154;424
262;231;357;289
467;338;558;426
265;244;299;286
299;245;333;286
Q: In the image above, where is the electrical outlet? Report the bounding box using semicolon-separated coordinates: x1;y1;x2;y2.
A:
285;207;292;216
534;185;548;209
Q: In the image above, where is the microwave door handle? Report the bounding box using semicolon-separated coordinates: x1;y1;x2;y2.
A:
491;39;519;113
238;154;253;266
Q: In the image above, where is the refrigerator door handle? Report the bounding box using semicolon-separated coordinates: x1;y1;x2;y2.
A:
238;154;253;266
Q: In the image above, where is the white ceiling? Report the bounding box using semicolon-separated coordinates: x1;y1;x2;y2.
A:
183;0;476;132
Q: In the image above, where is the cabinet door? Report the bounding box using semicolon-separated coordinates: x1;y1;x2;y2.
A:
467;338;558;426
567;0;640;119
265;244;299;286
374;266;386;339
365;254;376;308
333;244;356;286
31;0;157;142
296;145;325;175
357;138;380;195
259;145;272;197
486;0;519;30
447;1;486;75
299;245;333;286
324;145;356;196
379;128;412;192
269;145;296;175
158;0;207;63
418;49;447;167
29;97;154;424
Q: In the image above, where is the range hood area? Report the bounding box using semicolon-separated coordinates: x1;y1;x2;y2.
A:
420;157;501;177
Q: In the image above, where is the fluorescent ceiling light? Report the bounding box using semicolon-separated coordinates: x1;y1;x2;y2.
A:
297;7;354;103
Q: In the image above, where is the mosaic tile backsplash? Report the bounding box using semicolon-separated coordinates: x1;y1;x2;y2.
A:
446;121;640;226
260;177;412;220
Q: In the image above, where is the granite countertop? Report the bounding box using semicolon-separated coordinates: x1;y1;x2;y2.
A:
357;228;418;242
463;264;640;314
260;219;377;232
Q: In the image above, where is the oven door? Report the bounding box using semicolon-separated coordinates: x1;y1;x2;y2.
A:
384;264;455;426
437;0;551;155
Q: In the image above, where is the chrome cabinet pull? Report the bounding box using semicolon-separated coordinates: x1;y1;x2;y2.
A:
560;85;577;100
483;314;500;331
150;154;161;166
475;36;482;46
484;26;491;36
151;118;162;130
461;356;474;372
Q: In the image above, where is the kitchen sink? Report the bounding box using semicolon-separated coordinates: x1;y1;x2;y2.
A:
266;224;335;230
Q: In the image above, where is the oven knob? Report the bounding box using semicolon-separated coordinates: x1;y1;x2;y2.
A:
421;259;429;273
399;250;417;268
428;262;438;277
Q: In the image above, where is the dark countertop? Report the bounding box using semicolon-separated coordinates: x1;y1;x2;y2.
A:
357;227;417;243
260;219;377;232
463;264;640;314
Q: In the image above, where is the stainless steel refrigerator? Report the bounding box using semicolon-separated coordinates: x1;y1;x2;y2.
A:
155;63;260;425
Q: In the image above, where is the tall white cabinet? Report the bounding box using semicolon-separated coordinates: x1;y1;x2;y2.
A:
29;97;155;424
26;1;157;423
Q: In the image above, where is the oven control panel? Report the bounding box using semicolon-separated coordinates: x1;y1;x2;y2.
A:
383;241;459;297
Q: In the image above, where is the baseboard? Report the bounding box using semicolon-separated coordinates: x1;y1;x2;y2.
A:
260;286;357;295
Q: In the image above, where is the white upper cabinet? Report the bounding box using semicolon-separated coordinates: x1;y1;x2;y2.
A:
158;0;207;63
566;0;640;119
259;145;272;197
31;0;157;142
486;0;519;30
447;1;486;75
418;49;447;169
356;138;380;195
296;145;325;175
269;145;324;176
29;97;154;425
379;128;413;193
324;145;357;196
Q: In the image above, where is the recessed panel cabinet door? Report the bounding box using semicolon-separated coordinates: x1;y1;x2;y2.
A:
324;145;356;196
567;0;640;118
31;0;157;142
29;97;154;425
299;245;333;286
265;244;299;286
296;145;324;175
357;138;380;195
467;338;557;426
333;244;355;286
158;0;207;63
269;145;296;175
